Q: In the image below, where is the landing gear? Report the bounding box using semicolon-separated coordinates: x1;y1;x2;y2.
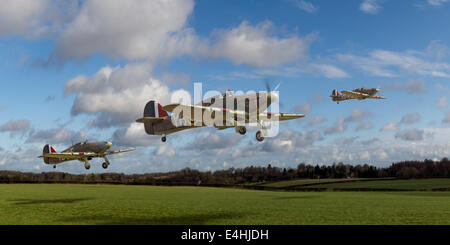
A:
256;130;264;142
238;126;246;135
53;165;56;169
84;161;91;170
102;156;110;169
161;135;166;142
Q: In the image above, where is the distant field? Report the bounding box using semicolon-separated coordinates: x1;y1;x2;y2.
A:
0;184;450;225
297;178;450;191
259;178;371;188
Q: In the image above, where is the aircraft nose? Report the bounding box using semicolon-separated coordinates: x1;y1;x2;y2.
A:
106;142;112;148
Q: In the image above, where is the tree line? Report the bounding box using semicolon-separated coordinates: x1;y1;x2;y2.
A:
0;158;449;185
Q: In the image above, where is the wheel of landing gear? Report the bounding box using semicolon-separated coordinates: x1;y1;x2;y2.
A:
102;162;108;169
256;130;264;142
239;127;246;135
53;165;56;169
161;136;166;142
84;163;91;170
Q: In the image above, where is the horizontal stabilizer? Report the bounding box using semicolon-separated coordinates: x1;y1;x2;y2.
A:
136;117;165;123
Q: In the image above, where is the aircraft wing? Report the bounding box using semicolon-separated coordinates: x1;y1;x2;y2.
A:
39;152;98;159
367;95;386;99
105;148;136;155
341;90;370;99
260;113;305;121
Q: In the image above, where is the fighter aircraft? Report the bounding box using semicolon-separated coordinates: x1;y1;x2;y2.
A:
330;88;386;104
38;141;135;170
136;90;305;142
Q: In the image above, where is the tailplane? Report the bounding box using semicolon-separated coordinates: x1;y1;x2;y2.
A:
42;144;56;164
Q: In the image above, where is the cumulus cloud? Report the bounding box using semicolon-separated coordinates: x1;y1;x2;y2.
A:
360;0;382;14
400;112;420;125
395;128;424;141
355;122;374;131
52;0;196;63
184;131;241;153
112;123;161;147
307;116;328;127
344;109;370;123
0;0;81;39
155;144;176;157
262;129;322;152
386;79;427;94
324;117;347;135
0;119;31;137
26;127;87;145
65;63;187;128
307;64;350;78
380;122;398;131
206;21;317;67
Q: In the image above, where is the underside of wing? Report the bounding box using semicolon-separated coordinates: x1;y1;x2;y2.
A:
341;90;369;99
105;148;136;155
42;152;98;159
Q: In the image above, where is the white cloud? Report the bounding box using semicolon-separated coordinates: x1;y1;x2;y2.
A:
400;112;420;125
307;116;328;127
53;0;196;63
395;128;425;141
427;0;450;6
386;79;427;94
380;122;398;131
324;117;347;135
26;128;87;145
308;64;350;78
337;48;450;78
206;21;317;67
360;0;382;14
65;63;188;128
293;0;318;13
0;119;31;137
355;122;374;131
112;123;161;147
155;144;176;157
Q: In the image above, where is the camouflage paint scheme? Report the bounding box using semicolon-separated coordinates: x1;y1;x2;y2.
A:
331;88;386;103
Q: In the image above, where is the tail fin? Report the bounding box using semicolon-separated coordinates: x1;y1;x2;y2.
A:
143;101;168;135
42;144;56;164
331;89;340;97
144;100;168;118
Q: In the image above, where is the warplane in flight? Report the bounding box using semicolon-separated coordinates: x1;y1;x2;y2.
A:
330;88;386;104
38;141;135;170
136;89;305;142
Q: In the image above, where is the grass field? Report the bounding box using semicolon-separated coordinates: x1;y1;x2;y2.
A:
298;178;450;190
259;178;371;188
1;183;450;225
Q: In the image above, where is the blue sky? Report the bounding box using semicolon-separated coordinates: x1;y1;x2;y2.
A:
0;0;449;173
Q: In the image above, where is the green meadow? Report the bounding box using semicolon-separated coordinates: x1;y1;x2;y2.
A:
0;183;449;225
